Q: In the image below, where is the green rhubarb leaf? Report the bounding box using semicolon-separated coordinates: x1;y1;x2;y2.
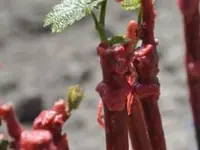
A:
108;36;130;45
121;0;141;11
44;0;105;33
121;0;155;11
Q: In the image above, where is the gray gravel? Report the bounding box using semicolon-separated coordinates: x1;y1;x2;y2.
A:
0;0;197;149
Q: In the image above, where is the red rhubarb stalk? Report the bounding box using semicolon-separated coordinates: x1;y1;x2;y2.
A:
96;42;130;150
125;20;153;150
95;1;130;149
127;93;153;150
177;0;200;148
130;0;167;149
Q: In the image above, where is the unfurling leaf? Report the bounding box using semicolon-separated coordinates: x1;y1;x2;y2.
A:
67;85;84;111
44;0;105;33
121;0;155;11
108;36;130;45
121;0;141;11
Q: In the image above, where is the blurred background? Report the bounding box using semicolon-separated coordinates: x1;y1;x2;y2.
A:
0;0;197;149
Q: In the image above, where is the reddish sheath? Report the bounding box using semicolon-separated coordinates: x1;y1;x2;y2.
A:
137;0;167;149
177;0;200;148
127;95;152;150
96;43;130;150
103;104;129;150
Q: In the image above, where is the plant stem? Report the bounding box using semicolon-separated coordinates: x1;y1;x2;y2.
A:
128;95;153;150
91;0;107;42
99;0;107;41
96;43;129;150
99;0;107;27
141;0;156;45
91;11;107;42
177;0;200;149
137;6;143;25
104;105;129;150
127;8;153;149
139;0;166;149
133;7;143;48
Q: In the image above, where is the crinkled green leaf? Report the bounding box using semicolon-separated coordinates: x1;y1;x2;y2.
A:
121;0;141;11
121;0;155;11
108;36;130;45
44;0;105;33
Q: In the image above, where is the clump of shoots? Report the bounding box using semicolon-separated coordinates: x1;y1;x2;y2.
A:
0;85;84;150
43;0;166;150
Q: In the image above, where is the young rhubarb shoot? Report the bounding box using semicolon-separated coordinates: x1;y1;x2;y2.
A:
0;85;84;150
177;0;200;149
125;20;153;150
96;42;130;150
133;0;167;149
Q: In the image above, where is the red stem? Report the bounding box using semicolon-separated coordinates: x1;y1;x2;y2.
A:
138;0;166;149
104;105;129;150
128;96;152;150
96;43;129;150
177;0;200;148
124;20;153;150
0;104;24;140
141;0;156;45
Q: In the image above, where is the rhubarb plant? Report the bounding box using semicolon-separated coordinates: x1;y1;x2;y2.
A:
1;0;200;149
0;0;168;150
43;0;166;150
0;85;84;150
